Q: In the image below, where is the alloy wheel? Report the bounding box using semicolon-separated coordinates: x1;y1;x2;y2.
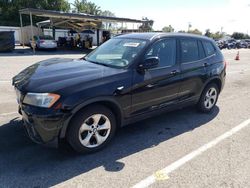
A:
204;87;217;109
78;114;111;148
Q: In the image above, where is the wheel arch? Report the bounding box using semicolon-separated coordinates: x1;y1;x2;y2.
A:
60;97;124;139
204;77;222;93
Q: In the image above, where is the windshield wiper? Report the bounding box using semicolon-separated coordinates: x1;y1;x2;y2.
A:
85;59;110;67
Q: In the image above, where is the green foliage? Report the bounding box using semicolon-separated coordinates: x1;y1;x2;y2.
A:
204;29;212;37
45;0;70;12
188;28;202;35
139;17;154;32
162;25;174;32
211;32;224;39
204;29;224;39
100;10;115;17
0;0;116;29
231;32;250;39
0;0;70;26
100;10;116;31
73;0;101;15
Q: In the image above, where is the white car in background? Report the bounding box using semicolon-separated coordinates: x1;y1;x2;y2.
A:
30;35;57;50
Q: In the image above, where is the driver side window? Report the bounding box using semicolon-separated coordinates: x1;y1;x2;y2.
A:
145;38;176;68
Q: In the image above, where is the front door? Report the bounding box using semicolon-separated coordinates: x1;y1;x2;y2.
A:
131;38;181;116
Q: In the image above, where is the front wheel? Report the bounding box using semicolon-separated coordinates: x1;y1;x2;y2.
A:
197;83;219;113
67;105;116;153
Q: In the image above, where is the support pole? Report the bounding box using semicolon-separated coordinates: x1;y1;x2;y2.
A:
19;13;24;48
30;12;35;53
52;26;56;40
97;29;100;46
50;18;55;40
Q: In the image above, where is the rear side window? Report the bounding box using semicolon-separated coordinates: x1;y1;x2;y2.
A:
180;39;199;63
203;41;216;56
198;41;206;59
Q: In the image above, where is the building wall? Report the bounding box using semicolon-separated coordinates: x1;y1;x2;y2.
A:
0;26;103;46
43;29;68;40
44;29;103;46
0;26;20;43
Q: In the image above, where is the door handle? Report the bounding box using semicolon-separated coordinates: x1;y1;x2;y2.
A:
170;70;179;75
146;84;155;88
204;63;208;67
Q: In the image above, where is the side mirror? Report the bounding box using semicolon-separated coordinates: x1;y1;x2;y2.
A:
138;57;159;71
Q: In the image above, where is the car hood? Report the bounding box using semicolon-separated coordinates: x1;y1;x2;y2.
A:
12;58;127;93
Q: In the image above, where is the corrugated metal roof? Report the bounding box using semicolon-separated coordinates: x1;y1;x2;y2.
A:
19;8;145;23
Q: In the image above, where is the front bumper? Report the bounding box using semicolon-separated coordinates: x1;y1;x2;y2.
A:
20;104;71;147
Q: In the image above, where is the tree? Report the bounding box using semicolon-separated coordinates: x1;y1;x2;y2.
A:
205;29;212;38
100;10;115;17
73;0;101;15
100;10;116;30
188;28;202;35
139;17;154;32
45;0;70;12
231;32;250;39
204;29;224;39
73;0;85;13
162;25;174;32
87;2;101;15
0;0;70;26
211;31;223;39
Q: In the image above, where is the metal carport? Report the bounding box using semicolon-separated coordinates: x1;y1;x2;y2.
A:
19;8;150;50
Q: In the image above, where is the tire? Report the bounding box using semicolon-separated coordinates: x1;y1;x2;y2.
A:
67;105;116;153
197;83;219;113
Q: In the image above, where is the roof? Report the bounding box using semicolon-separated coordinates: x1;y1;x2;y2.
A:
116;32;213;41
19;8;145;23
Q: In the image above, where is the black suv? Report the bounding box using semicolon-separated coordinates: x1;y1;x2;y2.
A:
13;33;226;153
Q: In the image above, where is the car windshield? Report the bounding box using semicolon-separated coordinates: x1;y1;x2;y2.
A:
85;38;147;68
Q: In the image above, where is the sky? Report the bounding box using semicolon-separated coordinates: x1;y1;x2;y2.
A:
69;0;250;34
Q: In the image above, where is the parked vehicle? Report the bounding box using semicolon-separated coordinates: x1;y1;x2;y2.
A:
30;35;57;50
13;33;226;153
225;39;237;49
215;40;226;50
0;31;15;52
241;39;250;48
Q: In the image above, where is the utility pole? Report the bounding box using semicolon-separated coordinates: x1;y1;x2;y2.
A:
221;27;223;34
188;22;192;32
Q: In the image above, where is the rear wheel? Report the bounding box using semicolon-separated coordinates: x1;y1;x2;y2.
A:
67;105;116;153
197;83;219;113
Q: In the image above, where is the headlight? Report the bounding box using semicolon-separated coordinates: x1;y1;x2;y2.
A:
23;93;60;108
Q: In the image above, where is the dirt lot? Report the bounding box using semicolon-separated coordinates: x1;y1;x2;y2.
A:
0;49;250;188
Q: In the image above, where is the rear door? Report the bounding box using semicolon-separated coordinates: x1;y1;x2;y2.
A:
131;38;182;115
178;38;207;102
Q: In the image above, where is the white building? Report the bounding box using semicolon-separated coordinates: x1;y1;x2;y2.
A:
0;26;103;46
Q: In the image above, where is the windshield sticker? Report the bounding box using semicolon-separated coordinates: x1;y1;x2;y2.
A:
96;54;122;59
123;43;140;47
